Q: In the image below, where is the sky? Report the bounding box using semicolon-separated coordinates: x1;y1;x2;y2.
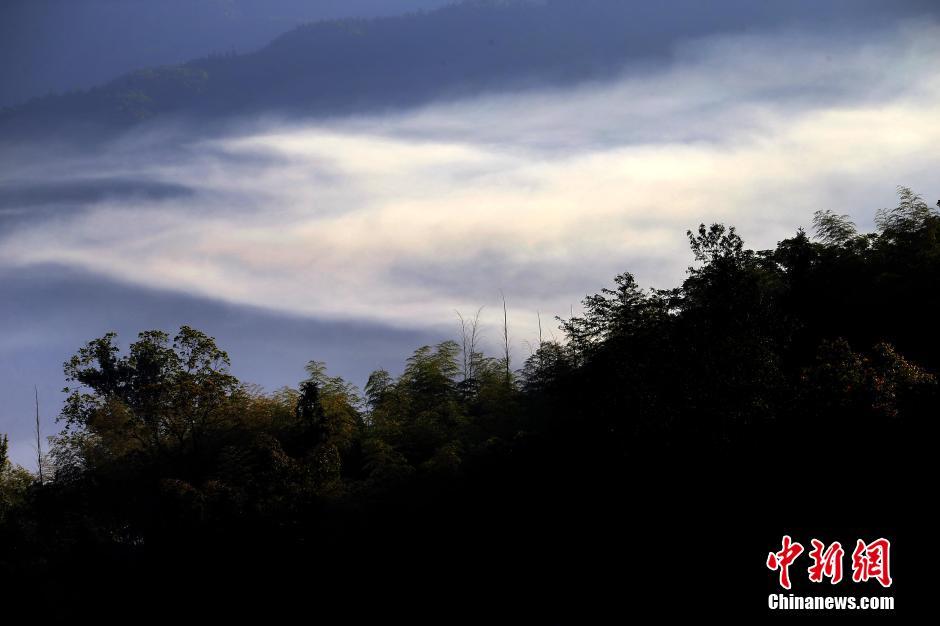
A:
1;1;939;467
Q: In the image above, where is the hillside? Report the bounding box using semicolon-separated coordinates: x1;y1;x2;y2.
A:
2;188;937;618
0;0;450;108
2;0;929;141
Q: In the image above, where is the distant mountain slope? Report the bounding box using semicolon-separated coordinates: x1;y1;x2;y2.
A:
1;0;936;140
0;0;451;108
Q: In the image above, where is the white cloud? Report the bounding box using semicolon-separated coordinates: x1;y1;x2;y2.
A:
2;22;939;350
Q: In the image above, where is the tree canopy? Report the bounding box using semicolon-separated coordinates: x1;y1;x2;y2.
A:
1;187;936;619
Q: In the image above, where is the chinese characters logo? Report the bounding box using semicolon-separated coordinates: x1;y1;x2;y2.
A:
767;536;892;589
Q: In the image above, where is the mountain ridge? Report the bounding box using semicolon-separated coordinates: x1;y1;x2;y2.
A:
5;0;934;142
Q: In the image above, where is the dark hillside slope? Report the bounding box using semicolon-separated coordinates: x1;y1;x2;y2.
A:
0;0;450;108
1;188;937;618
2;0;935;141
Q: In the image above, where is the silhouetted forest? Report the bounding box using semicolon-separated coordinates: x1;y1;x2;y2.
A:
1;187;937;619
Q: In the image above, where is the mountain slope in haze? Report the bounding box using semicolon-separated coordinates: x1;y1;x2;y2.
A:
0;0;451;108
4;0;936;142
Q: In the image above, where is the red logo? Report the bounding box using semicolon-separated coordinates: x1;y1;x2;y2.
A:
807;539;844;584
767;535;804;590
767;536;892;588
851;538;893;588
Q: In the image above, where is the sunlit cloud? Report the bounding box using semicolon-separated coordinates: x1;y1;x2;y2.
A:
2;21;939;348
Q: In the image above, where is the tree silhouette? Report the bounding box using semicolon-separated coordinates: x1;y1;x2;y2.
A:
2;186;937;619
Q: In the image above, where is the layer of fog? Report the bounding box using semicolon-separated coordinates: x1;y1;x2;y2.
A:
6;22;938;331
